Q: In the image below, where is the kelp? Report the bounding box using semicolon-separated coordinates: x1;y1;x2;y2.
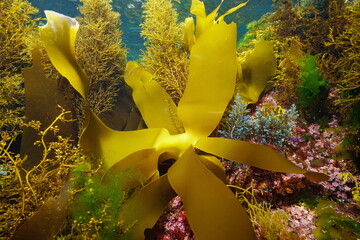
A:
38;1;328;239
236;39;277;103
12;180;73;240
20;49;77;168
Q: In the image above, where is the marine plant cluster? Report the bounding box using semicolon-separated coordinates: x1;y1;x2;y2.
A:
1;0;359;239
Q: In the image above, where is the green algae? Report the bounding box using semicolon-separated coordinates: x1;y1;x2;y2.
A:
313;199;360;240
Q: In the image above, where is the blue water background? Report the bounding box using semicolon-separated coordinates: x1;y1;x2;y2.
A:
29;0;279;60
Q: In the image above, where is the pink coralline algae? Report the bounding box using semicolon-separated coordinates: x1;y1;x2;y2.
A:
286;119;354;201
286;205;317;240
153;196;195;240
224;114;355;205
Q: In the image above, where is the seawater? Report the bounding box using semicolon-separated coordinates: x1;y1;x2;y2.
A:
29;0;279;60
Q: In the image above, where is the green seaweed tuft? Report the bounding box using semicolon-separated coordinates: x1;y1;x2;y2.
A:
70;164;145;239
313;199;360;240
297;54;330;125
297;54;327;108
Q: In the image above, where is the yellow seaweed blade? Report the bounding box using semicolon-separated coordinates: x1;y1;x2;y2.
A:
119;174;177;240
191;0;222;38
12;180;72;240
80;110;168;169
39;10;89;99
195;137;329;182
190;0;206;18
125;62;183;134
21;48;60;168
168;147;256;240
237;39;277;103
178;21;237;137
104;148;160;183
217;0;249;22
199;155;228;184
183;17;196;53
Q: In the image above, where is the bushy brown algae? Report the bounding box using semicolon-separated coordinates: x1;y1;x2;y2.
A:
0;0;38;141
229;184;299;240
0;107;82;239
319;0;360;105
141;0;189;104
76;0;128;117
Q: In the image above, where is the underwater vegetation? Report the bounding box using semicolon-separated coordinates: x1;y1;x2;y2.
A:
244;0;360;166
297;54;327;109
297;54;329;124
231;185;299;240
76;0;128;120
236;38;277;103
1;108;81;239
0;74;24;141
0;0;38;141
70;0;137;132
0;0;37;75
24;0;327;239
313;199;360;239
1;0;360;239
66;164;146;239
141;0;189;104
220;93;299;148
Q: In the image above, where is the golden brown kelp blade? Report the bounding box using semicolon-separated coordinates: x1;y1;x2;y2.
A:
195;137;329;182
168;147;256;240
39;10;89;99
103;148;160;183
178;0;249;138
119;174;177;239
80;110;167;168
38;11;157;170
125;62;183;134
20;49;58;168
38;2;331;240
199;155;228;183
21;48;77;168
178;20;237;138
12;180;73;240
237;39;277;103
